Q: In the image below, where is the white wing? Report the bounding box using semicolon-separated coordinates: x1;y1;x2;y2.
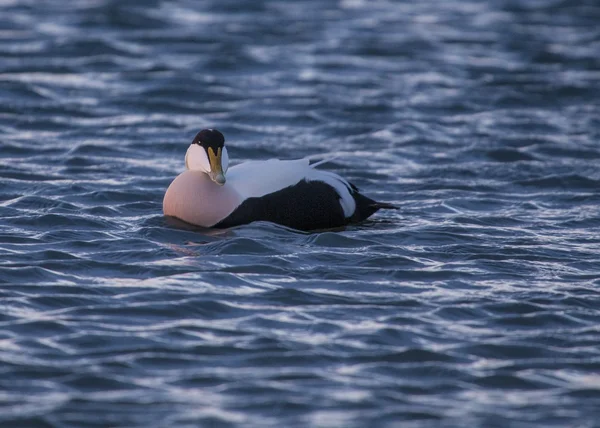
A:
227;158;357;218
226;158;311;199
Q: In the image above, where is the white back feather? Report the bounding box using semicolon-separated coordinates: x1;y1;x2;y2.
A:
226;157;356;218
226;158;310;199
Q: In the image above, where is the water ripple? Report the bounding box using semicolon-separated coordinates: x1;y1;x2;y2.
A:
1;0;600;426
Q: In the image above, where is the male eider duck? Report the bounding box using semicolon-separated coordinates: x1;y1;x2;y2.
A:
163;129;396;231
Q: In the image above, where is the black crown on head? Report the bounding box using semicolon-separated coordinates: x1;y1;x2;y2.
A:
193;129;225;149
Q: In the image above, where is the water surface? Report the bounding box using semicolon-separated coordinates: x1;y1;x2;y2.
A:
1;0;600;427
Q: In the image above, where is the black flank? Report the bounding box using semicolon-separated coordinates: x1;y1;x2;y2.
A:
216;179;395;231
216;180;345;231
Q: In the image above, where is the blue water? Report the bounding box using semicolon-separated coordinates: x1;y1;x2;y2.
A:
1;0;600;426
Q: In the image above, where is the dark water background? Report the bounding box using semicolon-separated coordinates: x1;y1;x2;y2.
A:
1;0;600;426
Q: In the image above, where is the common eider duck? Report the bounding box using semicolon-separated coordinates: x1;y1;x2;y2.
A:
163;129;396;231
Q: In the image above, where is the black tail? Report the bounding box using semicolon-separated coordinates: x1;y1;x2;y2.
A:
351;192;397;223
370;202;398;210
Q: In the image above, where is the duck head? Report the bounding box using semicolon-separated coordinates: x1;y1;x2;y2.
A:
185;128;229;185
